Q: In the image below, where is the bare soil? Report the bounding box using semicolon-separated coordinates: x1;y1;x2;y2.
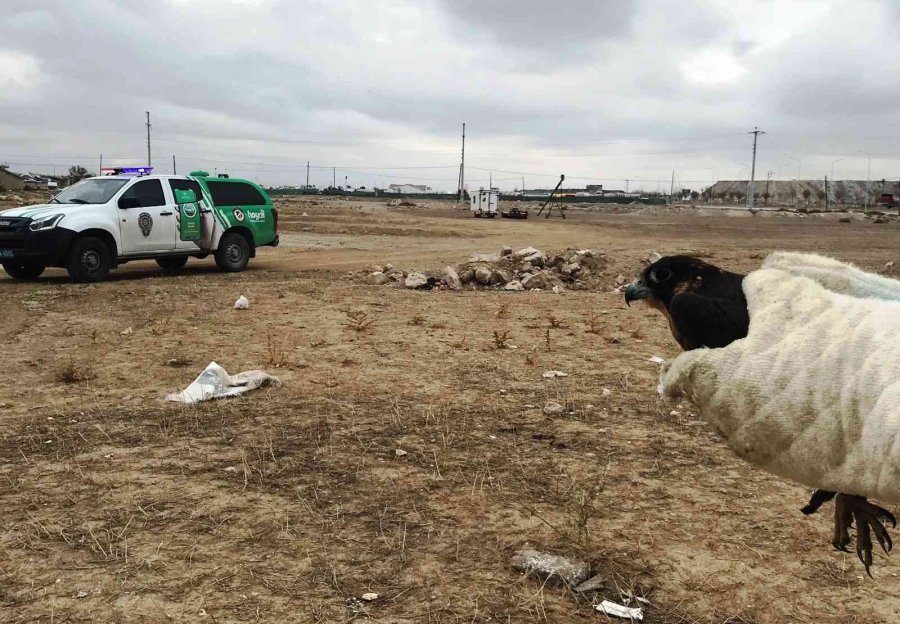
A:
2;196;900;623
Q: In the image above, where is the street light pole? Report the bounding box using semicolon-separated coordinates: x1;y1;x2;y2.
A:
830;159;843;206
858;150;871;210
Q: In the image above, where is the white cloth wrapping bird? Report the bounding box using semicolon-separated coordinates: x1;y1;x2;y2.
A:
661;252;900;502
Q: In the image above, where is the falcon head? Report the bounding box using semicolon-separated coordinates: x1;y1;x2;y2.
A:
624;255;721;309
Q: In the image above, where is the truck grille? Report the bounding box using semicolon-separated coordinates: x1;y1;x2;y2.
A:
0;217;29;249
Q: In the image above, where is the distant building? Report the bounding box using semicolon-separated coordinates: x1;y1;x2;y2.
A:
0;166;26;192
388;184;432;194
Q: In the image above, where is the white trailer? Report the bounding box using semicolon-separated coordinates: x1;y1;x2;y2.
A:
471;188;499;218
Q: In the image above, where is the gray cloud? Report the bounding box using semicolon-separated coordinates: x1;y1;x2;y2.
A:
1;0;899;191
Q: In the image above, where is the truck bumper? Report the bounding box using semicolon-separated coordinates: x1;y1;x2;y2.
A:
0;226;77;266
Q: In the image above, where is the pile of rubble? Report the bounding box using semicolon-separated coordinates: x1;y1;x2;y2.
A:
362;245;609;292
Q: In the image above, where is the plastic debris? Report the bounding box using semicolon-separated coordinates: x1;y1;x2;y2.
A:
234;295;250;310
596;600;643;620
165;362;280;403
542;370;568;379
361;593;379;602
648;356;665;364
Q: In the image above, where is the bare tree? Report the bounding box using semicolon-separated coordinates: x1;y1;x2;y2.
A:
68;165;92;183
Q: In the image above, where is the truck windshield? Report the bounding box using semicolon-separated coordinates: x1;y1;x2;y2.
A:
51;178;128;205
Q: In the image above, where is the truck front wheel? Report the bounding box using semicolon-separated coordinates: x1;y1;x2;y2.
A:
2;261;46;280
67;236;112;283
215;232;250;272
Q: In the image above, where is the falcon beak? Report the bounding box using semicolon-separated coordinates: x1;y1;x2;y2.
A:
624;279;652;306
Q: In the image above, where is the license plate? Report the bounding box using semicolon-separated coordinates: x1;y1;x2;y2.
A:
0;249;14;258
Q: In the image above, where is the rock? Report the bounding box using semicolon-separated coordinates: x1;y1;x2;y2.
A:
551;285;564;294
395;449;408;457
573;572;609;593
602;388;612;398
388;199;401;207
839;217;851;223
405;273;429;289
459;268;475;284
885;261;895;272
301;212;309;217
514;246;546;267
522;271;558;290
510;549;589;588
385;263;395;272
504;280;525;291
543;401;565;415
373;265;385;273
474;267;493;285
560;262;581;276
361;592;379;602
874;217;888;224
443;266;462;290
614;274;627;286
470;252;500;263
368;272;390;285
234;295;249;310
491;269;511;285
500;245;513;257
542;370;568;379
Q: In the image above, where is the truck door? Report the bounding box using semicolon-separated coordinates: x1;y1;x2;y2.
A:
169;178;214;251
117;179;177;253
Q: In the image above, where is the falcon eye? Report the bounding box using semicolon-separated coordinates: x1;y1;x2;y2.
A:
651;267;673;283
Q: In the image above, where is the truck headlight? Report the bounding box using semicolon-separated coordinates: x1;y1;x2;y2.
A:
29;214;64;231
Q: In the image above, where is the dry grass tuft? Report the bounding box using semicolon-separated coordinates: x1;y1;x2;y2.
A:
345;310;376;332
55;360;96;384
493;329;511;349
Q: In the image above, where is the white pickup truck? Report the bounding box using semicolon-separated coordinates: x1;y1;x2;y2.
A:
0;171;279;282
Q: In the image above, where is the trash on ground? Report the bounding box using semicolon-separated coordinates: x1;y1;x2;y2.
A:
648;356;665;364
361;592;379;602
165;361;280;403
510;549;589;587
542;371;568;379
596;600;643;621
234;295;250;310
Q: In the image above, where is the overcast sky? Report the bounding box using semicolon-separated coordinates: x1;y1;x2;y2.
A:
2;0;900;192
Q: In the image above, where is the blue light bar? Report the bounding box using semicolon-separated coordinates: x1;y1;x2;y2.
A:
120;167;153;175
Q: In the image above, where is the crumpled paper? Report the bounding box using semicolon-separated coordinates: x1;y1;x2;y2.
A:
165;361;280;403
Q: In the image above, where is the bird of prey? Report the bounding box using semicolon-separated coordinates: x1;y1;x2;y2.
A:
625;255;896;574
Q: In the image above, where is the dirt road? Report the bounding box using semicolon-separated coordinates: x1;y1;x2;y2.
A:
1;196;898;623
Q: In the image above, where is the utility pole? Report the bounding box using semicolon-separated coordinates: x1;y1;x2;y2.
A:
457;123;466;203
765;170;774;206
172;155;176;175
306;161;310;188
747;127;764;213
858;150;871;210
333;167;336;189
825;175;829;211
145;111;152;168
669;171;675;205
99;154;103;174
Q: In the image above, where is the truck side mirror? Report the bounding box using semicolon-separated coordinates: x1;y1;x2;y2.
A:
174;188;197;204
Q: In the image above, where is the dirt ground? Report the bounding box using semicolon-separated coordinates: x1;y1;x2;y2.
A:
2;196;900;623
